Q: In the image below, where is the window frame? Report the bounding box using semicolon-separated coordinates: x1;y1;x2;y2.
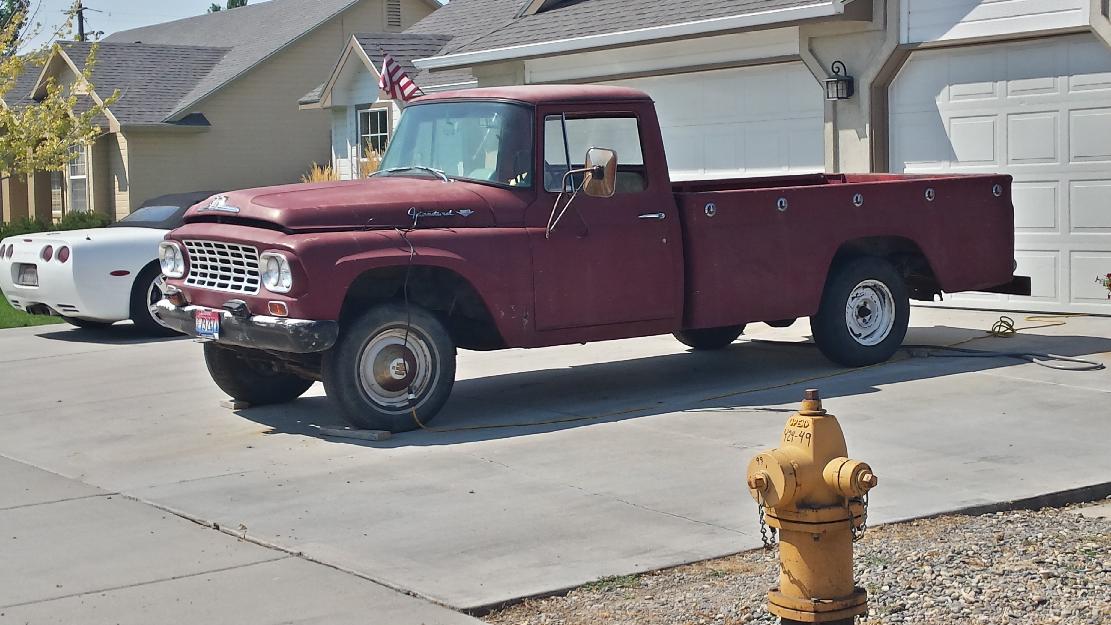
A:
542;111;648;194
66;144;90;214
356;106;391;161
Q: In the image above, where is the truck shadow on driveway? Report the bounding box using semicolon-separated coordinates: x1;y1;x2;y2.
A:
238;325;1110;447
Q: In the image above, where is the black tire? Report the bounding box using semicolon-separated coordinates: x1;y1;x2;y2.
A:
62;317;113;330
130;264;179;336
811;257;909;367
323;303;456;433
203;343;315;406
674;324;746;351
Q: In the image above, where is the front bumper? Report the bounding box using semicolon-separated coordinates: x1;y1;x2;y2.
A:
151;299;338;353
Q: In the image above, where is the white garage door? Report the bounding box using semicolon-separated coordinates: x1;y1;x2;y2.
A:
609;62;824;181
891;34;1111;314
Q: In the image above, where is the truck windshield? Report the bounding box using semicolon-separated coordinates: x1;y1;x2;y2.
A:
379;101;534;188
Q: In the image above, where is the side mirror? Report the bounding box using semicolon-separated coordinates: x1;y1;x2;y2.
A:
581;147;617;198
546;147;619;239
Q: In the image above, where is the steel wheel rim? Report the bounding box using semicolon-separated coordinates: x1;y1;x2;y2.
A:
147;274;166;307
357;327;435;411
845;280;895;346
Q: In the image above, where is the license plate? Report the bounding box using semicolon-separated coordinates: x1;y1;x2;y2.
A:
195;309;221;340
16;264;38;287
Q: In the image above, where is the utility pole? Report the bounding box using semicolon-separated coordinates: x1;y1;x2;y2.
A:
74;0;86;41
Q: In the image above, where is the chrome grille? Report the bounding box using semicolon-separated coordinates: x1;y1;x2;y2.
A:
183;240;261;294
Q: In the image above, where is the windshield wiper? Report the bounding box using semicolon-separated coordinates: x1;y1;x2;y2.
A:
372;166;450;183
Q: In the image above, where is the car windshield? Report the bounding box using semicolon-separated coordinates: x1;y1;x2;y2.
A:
120;205;180;223
379;101;533;188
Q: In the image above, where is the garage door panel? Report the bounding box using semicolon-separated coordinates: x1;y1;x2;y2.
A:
1007;111;1058;164
891;34;1111;313
1011;181;1059;231
1069;109;1111;162
610;62;823;180
1070;252;1111;303
1070;181;1111;232
949;115;997;164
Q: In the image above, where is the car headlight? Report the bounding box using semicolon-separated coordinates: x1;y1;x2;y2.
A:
260;252;293;293
159;242;185;278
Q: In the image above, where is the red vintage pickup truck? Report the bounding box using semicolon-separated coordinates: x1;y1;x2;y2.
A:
155;85;1029;432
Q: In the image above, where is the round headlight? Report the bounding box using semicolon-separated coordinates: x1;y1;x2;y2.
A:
159;242;184;278
260;253;293;293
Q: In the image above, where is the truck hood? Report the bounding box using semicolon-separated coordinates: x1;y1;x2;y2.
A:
184;178;496;231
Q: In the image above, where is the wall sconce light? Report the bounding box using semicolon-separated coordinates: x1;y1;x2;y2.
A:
825;60;855;101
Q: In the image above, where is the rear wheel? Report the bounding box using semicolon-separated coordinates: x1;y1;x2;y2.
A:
674;325;746;351
130;264;179;336
203;343;315;405
323;303;456;433
811;257;909;367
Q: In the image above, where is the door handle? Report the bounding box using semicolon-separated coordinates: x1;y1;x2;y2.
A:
638;212;667;220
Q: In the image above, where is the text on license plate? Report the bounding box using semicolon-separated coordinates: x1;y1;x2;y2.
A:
195;309;221;340
16;264;38;287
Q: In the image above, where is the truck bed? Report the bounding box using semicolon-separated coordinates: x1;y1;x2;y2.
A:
672;173;1016;329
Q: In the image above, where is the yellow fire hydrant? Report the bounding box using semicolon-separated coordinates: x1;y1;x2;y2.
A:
746;389;877;624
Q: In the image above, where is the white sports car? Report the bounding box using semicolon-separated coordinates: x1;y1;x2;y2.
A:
0;191;216;334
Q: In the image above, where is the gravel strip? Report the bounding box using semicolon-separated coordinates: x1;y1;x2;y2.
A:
485;504;1109;625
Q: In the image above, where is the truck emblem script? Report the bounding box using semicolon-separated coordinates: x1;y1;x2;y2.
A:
201;195;240;214
408;207;476;219
704;202;717;218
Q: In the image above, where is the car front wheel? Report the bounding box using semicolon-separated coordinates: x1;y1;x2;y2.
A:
811;257;909;367
323;303;456;433
131;264;179;336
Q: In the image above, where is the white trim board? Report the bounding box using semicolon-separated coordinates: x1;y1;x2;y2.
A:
416;1;843;70
524;27;802;84
901;0;1090;44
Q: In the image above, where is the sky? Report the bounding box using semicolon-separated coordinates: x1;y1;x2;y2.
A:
22;0;268;49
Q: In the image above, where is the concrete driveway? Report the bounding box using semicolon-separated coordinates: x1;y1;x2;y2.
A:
1;307;1108;618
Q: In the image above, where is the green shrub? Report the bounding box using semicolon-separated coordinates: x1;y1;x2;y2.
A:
0;212;111;240
57;211;111;231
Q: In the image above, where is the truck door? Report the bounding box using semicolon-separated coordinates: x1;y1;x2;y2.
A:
528;108;682;333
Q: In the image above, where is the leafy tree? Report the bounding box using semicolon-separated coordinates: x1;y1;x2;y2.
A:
208;0;248;12
0;1;118;176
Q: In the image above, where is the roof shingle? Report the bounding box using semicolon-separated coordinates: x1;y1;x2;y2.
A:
104;0;365;119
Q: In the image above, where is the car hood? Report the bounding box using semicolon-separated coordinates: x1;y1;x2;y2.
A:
184;178;497;231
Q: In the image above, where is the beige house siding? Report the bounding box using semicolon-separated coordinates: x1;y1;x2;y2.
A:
88;135;114;219
120;0;436;211
108;133;131;221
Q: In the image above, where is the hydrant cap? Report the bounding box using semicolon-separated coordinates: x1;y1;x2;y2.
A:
746;451;797;508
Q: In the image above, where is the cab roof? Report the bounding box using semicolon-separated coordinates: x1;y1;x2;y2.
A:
414;84;653;105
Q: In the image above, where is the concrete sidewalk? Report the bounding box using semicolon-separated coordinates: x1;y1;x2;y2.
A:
0;457;479;624
0;308;1108;613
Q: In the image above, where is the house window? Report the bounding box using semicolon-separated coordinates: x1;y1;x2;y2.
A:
67;145;89;213
358;108;390;158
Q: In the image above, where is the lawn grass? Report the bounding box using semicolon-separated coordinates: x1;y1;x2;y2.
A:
0;296;63;329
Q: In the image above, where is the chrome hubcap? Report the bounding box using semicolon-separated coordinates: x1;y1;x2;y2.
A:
845;280;895;346
357;328;434;410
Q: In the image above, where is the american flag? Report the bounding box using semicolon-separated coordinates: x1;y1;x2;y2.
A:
379;53;424;102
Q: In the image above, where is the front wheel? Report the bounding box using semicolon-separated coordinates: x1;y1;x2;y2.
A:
203;343;315;405
323;303;456;433
810;257;909;367
131;264;179;336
